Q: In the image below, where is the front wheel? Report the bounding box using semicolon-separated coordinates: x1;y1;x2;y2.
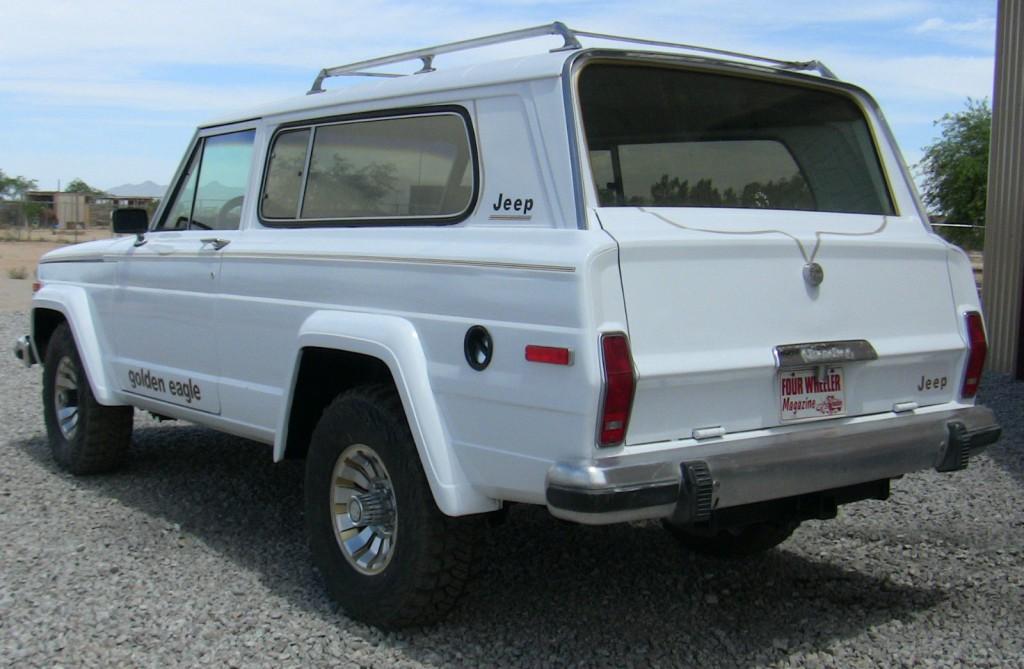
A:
304;384;479;628
42;323;133;474
662;519;799;558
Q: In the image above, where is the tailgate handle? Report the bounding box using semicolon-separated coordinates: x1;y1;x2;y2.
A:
773;340;878;370
692;426;726;440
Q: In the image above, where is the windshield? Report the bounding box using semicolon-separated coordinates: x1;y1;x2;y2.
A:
578;63;895;215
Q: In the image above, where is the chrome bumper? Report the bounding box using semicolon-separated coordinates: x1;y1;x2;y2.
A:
13;335;36;368
546;405;1001;525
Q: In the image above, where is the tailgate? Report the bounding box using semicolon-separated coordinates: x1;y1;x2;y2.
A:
598;208;964;445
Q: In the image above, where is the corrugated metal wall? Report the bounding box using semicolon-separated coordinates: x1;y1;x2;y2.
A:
982;0;1024;378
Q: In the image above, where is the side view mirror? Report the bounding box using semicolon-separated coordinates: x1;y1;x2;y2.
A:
112;208;149;234
112;208;149;246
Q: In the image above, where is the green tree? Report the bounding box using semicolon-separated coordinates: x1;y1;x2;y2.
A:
65;178;105;195
22;201;45;226
0;169;38;200
919;98;991;248
0;169;39;233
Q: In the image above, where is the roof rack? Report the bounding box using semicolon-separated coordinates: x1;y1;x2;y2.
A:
307;21;836;94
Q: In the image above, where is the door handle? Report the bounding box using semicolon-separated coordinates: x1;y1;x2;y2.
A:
200;238;230;250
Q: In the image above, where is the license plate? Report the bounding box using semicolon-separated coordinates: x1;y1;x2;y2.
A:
779;367;846;422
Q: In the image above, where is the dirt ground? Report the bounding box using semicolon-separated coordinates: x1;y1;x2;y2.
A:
0;229;112;312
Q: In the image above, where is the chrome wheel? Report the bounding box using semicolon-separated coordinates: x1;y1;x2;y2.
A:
54;356;80;440
331;444;397;575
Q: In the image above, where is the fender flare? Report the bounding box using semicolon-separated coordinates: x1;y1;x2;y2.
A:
32;285;121;406
276;310;500;517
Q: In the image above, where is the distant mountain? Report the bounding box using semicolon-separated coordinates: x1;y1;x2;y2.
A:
194;180;244;201
106;181;167;198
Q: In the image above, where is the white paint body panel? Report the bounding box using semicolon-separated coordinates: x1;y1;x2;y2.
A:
109;231;226;414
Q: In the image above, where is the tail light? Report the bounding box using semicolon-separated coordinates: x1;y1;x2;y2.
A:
598;333;635;447
961;311;987;399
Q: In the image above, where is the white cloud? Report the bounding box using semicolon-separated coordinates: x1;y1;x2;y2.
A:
835;54;994;102
913;16;995;34
910;15;996;50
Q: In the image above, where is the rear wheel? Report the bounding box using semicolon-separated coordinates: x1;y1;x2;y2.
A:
662;519;799;558
42;323;133;474
305;384;479;628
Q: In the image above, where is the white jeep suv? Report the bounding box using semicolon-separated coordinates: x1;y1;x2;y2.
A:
14;23;1001;628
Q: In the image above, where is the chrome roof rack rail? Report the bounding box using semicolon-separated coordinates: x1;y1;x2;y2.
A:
307;21;836;94
307;22;581;94
569;29;838;80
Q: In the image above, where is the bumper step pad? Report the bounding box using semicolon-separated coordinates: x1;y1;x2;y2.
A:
937;421;1002;472
673;461;714;524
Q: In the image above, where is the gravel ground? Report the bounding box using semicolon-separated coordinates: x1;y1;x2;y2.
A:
1;309;1022;668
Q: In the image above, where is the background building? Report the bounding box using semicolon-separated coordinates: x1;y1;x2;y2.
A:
26;191;88;228
983;0;1024;379
24;191;159;229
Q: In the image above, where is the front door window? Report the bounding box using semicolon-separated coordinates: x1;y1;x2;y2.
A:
159;129;256;231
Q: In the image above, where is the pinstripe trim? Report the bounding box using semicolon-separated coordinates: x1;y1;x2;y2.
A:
38;257;107;265
77;251;576;273
222;253;576;273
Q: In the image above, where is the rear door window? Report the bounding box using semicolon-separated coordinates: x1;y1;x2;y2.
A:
578;63;894;215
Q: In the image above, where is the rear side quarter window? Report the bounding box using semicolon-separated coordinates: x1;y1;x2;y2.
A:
260;108;477;226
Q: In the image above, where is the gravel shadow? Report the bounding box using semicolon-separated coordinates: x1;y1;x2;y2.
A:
17;424;947;667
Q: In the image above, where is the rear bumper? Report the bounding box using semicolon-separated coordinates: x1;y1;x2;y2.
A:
546;405;1001;525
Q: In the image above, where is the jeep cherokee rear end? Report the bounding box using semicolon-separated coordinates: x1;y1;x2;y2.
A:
544;55;1000;525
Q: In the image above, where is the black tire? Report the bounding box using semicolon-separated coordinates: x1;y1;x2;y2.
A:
304;384;479;628
42;322;133;474
662;519;799;558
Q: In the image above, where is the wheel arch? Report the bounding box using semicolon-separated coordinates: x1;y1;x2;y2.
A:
32;307;66;365
31;286;120;405
277;310;499;517
280;347;393;462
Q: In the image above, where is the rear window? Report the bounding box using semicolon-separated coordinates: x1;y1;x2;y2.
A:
579;64;894;215
260;110;476;225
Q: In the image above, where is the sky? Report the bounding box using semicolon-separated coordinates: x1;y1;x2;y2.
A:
0;0;997;193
